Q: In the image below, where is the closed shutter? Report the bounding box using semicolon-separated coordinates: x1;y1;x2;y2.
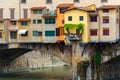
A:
23;9;28;18
0;9;3;19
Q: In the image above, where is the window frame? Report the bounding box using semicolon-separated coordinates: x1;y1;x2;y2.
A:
68;16;72;21
103;16;109;23
79;16;84;21
21;21;28;26
103;28;109;36
10;31;17;39
21;0;26;4
90;29;97;36
45;18;55;24
33;19;36;24
46;0;52;4
90;16;97;22
38;19;42;24
74;0;80;3
45;31;55;36
10;21;17;25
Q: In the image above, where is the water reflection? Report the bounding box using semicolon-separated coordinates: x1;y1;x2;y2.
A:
0;66;72;80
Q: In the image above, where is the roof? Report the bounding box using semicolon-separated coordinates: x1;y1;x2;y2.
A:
18;18;31;21
57;3;74;8
65;7;95;12
99;5;120;9
31;7;46;10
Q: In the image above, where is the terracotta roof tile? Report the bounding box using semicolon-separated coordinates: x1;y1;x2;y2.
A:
31;7;46;10
99;5;120;9
65;7;94;12
18;18;31;21
57;3;74;8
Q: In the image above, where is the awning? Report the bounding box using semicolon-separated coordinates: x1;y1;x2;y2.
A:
18;30;27;34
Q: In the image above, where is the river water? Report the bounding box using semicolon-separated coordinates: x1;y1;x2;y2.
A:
0;66;72;80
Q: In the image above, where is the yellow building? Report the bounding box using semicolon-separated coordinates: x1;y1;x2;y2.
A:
64;7;94;43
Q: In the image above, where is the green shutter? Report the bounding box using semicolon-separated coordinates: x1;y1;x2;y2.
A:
45;31;55;36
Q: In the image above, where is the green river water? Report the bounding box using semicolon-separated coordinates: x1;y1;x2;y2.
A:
0;66;72;80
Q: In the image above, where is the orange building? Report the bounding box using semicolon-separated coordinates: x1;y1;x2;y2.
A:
56;3;74;42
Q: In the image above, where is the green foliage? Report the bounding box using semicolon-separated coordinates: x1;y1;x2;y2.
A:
64;23;84;34
77;23;84;34
64;24;75;29
94;50;101;64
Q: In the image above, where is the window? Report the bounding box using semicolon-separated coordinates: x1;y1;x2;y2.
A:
21;21;27;26
103;9;109;13
56;28;60;36
46;0;52;4
62;20;64;24
45;31;55;36
79;16;84;21
10;9;15;19
0;32;2;38
21;31;28;36
68;16;72;21
38;19;42;24
90;29;97;36
10;21;16;25
74;0;80;3
103;28;109;35
21;0;26;4
33;31;42;36
10;31;17;39
33;20;36;24
101;0;108;3
91;16;97;22
0;9;3;19
103;16;109;23
33;10;42;14
45;18;55;24
23;9;28;18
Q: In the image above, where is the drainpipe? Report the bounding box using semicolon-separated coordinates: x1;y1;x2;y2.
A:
19;0;21;18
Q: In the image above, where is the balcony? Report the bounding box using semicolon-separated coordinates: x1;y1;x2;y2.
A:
66;34;82;41
42;10;56;18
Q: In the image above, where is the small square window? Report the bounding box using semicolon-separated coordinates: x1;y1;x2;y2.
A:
10;31;17;39
62;20;64;24
21;0;26;4
21;21;27;26
74;0;79;3
38;19;42;24
68;16;72;21
91;16;97;22
103;9;109;13
103;28;109;35
101;0;108;3
33;20;36;24
10;21;16;25
90;29;97;36
103;16;109;23
46;0;52;4
79;16;84;21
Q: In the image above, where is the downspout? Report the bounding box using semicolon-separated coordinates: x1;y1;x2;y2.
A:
19;0;21;18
